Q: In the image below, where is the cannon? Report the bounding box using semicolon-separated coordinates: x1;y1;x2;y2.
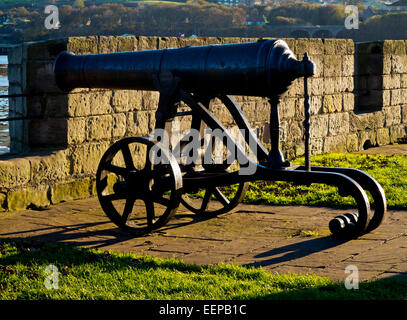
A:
54;39;386;239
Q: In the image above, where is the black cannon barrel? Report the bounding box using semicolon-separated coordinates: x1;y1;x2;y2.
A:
54;39;315;97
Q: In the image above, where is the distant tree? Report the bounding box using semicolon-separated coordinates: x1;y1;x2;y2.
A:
73;0;85;8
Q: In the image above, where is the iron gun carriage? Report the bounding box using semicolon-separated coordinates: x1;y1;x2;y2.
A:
54;39;387;239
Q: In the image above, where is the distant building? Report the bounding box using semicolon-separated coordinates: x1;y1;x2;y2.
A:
246;15;267;25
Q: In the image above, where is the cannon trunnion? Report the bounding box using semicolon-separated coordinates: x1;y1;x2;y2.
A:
54;39;386;239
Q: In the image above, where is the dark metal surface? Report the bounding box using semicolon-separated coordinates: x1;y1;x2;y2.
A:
54;39;314;97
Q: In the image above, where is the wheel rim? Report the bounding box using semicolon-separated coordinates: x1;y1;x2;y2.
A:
96;137;182;235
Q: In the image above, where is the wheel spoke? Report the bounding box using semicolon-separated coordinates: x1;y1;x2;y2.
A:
144;200;155;228
213;187;230;206
103;163;128;178
102;192;127;202
122;197;136;223
121;144;135;170
200;188;213;213
153;195;170;207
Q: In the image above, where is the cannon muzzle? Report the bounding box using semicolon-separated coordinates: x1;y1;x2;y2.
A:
54;39;315;97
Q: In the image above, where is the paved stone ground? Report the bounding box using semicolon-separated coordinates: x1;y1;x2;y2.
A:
0;144;406;283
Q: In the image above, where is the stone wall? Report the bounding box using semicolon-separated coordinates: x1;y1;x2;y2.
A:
2;36;407;212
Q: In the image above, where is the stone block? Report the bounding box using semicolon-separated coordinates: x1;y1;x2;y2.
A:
391;54;407;74
117;36;137;52
158;37;178;49
67;118;86;145
141;91;160;111
29;150;70;184
383;40;406;55
376;127;390;145
323;135;347;153
67;93;90;117
328;112;349;136
323;77;336;95
137;36;159;51
346;134;359;152
70;141;111;175
322;94;342;113
309;77;324;96
310;137;324;155
343;93;355;112
390;89;402;106
88;91;113;115
284;120;302;142
383;89;391;107
50;177;93;204
111;90;130;112
67;36;98;54
7;185;50;211
383;106;401;127
383;74;401;90
309;115;328;138
294;97;305;118
309;55;323;78
401;74;407;88
323;55;342;77
86;115;114;141
402;89;407;105
337;77;354;93
279;98;296;119
128;90;144;110
112;113;127;138
350;111;385;131
390;125;406;143
402;104;407;123
98;36;117;53
285;78;303;97
0;193;6;211
342;55;354;77
126;111;151;136
0;158;31;188
323;39;349;55
382;55;391;75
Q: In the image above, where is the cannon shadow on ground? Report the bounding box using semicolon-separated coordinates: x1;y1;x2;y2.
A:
243;236;348;268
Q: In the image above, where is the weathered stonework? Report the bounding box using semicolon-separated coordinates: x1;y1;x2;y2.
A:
1;36;406;212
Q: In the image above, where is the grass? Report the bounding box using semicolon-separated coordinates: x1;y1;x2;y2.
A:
1;152;406;300
1;239;407;300
242;153;407;210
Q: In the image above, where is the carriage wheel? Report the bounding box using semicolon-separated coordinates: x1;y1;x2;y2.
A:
96;137;182;235
175;133;249;216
